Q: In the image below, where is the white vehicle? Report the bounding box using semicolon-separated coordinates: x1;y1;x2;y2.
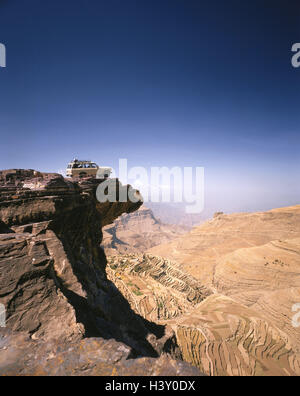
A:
66;159;112;179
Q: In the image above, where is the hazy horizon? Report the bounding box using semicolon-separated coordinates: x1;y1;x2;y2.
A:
0;0;299;214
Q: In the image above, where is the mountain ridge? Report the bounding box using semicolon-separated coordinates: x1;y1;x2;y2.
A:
102;206;189;254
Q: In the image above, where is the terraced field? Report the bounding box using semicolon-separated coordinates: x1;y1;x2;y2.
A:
107;254;211;321
173;295;300;376
107;251;300;376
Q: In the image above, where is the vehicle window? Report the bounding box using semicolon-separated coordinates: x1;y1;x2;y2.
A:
91;164;97;168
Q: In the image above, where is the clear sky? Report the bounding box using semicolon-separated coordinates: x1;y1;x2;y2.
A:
0;0;299;213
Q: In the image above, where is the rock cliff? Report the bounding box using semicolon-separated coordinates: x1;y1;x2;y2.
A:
0;169;201;376
3;170;297;376
102;206;189;254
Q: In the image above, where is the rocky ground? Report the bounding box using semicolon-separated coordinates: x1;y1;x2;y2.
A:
0;169;202;376
0;328;201;376
1;168;299;376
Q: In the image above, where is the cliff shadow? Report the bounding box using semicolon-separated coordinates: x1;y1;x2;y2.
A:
52;240;172;360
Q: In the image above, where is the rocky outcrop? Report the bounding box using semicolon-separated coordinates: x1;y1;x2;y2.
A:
102;206;188;254
3;170;298;376
0;328;201;376
0;170;203;376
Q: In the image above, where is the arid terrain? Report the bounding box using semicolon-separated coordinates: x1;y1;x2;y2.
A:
102;206;189;254
149;206;300;285
107;206;300;376
0;169;299;376
0;169;201;376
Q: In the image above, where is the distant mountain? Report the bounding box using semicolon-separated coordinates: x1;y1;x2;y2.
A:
146;202;211;227
101;206;189;254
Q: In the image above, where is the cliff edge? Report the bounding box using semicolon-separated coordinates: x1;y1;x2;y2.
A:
0;169;201;376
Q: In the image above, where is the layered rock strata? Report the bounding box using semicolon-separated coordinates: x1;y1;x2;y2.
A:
0;170;201;376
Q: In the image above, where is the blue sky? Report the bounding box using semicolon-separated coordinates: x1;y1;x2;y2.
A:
0;0;299;212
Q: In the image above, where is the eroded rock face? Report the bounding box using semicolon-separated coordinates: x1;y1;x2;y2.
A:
5;170;297;376
0;329;202;376
0;232;84;341
0;170;201;376
102;206;189;254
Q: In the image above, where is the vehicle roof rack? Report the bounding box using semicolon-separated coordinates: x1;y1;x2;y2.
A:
72;159;92;162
